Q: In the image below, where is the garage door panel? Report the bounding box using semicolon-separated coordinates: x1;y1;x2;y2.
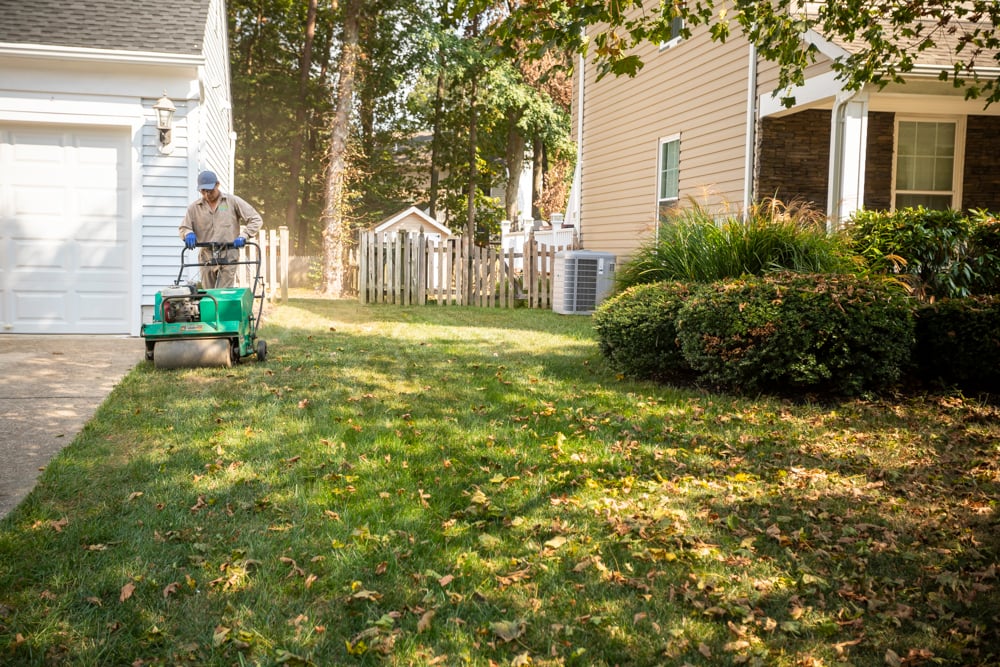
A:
14;186;66;216
78;240;128;269
0;123;130;334
10;288;69;326
78;286;130;324
11;239;71;270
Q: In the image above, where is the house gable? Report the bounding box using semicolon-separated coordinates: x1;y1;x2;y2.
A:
0;0;209;55
0;0;233;335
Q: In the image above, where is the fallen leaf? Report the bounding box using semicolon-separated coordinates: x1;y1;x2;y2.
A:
490;619;526;642
162;582;180;598
351;589;382;602
119;582;136;602
213;626;231;647
438;574;454;587
418;610;435;633
544;536;568;550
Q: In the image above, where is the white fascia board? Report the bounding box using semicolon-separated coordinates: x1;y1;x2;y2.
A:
801;29;851;62
0;42;204;67
759;69;846;117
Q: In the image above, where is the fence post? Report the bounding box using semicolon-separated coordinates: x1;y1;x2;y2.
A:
279;226;289;302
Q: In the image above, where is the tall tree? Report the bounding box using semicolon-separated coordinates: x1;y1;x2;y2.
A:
320;0;362;297
286;0;319;254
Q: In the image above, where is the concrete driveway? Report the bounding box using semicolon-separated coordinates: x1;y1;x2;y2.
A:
0;335;144;518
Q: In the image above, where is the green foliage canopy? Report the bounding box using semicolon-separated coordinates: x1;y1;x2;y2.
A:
491;0;1000;106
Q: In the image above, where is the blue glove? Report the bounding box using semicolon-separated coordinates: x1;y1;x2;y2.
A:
184;232;196;249
233;237;246;249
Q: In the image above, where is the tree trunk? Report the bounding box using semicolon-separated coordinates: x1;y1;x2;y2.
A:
320;0;362;298
532;135;544;220
428;0;450;219
504;114;525;224
428;53;445;219
286;0;318;254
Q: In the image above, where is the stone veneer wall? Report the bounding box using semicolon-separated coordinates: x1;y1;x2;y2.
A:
863;112;894;211
963;115;1000;212
756;109;830;210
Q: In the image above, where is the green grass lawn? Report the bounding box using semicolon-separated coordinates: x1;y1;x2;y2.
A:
1;298;997;666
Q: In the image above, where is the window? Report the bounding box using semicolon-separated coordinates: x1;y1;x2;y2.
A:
660;16;684;50
893;118;964;210
657;135;680;222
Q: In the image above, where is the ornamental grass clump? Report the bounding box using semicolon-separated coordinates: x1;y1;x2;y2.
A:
615;198;859;290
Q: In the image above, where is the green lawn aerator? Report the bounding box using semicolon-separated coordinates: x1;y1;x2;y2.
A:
141;241;267;369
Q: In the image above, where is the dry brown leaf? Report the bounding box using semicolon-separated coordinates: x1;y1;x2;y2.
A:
162;582;180;598
119;582;135;602
418;609;435;633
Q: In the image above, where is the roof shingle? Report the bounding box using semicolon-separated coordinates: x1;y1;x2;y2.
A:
0;0;210;56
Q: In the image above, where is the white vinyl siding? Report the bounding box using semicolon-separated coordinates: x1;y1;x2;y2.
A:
893;117;964;210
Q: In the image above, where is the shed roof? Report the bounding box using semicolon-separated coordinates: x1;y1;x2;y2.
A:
373;206;453;237
0;0;209;55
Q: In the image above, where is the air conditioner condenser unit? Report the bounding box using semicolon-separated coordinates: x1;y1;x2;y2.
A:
552;250;616;315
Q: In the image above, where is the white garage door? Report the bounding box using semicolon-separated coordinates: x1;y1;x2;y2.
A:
0;124;131;334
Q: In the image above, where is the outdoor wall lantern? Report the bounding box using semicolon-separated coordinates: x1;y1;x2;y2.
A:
153;93;176;154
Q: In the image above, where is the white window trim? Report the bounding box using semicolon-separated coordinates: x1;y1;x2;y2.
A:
890;115;966;210
655;134;681;231
658;17;685;50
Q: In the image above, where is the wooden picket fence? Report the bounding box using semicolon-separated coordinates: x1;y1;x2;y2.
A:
237;226;291;302
357;230;579;308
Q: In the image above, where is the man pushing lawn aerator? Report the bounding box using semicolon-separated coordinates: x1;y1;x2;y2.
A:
180;170;263;288
140;170;268;370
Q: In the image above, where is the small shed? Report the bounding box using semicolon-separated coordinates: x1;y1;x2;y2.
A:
373;206;453;244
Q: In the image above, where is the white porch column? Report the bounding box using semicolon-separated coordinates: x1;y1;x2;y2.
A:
827;91;869;227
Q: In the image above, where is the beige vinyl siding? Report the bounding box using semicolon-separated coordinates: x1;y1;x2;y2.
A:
578;16;753;260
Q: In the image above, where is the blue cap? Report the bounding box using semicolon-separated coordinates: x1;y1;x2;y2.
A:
197;170;218;190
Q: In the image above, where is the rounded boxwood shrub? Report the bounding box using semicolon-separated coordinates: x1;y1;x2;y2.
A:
593;281;697;381
674;273;916;395
913;295;1000;391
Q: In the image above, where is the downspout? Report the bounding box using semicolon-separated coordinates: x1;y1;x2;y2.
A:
742;41;758;218
573;48;585;245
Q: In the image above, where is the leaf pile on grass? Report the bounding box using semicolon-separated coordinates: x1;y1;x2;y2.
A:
0;300;998;666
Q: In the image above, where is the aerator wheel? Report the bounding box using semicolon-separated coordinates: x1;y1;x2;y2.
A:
256;339;267;362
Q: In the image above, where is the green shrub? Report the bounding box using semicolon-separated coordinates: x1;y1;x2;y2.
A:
913;295;1000;391
674;273;916;395
615;198;859;290
846;207;1000;299
592;281;696;381
969;210;1000;294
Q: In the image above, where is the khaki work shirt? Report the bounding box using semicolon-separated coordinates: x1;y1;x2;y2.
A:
179;192;263;247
